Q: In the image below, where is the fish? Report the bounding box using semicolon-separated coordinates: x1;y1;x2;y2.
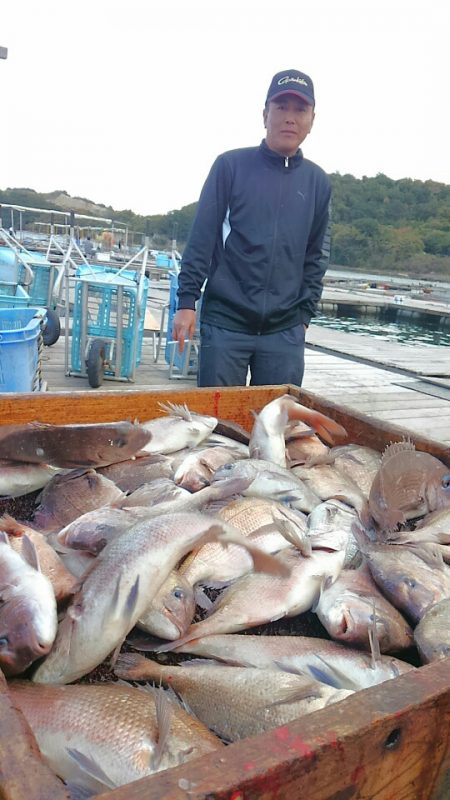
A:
306;499;361;568
159;633;415;691
173;445;246;492
32;512;289;684
413;598;450;663
179;497;309;587
285;422;330;467
0;515;77;602
56;505;154;555
0;532;57;676
137;571;196;640
0;459;62;498
213;418;250;444
0;421;151;468
32;469;126;533
164;546;345;648
368;440;450;533
141;403;217;454
356;527;450;624
291;463;367;517
122;479;191;508
9;681;223;795
248;395;348;468
212;459;321;513
114;655;352;742
313;562;413;652
97;453;174;492
328;444;382;499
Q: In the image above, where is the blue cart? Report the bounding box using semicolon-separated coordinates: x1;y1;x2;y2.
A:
68;260;149;388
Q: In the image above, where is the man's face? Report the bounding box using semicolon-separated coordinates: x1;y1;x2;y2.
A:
263;94;315;157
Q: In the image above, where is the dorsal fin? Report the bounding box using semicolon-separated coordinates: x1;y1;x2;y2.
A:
380;438;415;467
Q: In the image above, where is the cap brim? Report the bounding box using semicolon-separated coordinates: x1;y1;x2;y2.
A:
269;89;314;106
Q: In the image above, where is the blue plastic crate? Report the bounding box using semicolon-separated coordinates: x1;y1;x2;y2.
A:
0;307;45;392
27;262;55;306
156;252;172;268
71;266;149;379
0;284;31;308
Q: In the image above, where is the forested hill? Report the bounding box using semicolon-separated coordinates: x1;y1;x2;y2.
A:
1;173;449;278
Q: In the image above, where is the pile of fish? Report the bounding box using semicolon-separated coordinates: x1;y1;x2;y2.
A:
1;396;450;798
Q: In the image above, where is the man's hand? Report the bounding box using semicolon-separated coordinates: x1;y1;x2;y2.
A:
172;309;197;353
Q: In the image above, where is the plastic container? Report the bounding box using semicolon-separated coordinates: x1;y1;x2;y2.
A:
0;307;46;392
155;252;172;268
0;284;31;308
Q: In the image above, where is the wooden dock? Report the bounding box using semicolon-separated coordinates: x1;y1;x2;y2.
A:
319;285;450;324
39;322;450;447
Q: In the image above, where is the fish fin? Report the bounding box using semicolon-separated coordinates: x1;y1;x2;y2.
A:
154;627;200;653
284;402;348;446
264;677;322;708
302;664;341;689
125;631;166;652
66;749;116;790
181;658;221;667
194;587;213;611
404;542;446;571
152;686;172;769
114;652;161;680
158;402;192;422
106;575;139;619
368;602;382;668
272;509;312;557
0;514;25;536
63;782;96;800
381;438;415;465
311;574;334;613
21;534;41;572
203;523;291;578
305;656;359;691
0;530;10;546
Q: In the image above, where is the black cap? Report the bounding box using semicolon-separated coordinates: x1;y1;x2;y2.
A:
266;69;315;106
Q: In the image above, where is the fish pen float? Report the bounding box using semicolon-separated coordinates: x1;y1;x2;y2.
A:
0;384;449;800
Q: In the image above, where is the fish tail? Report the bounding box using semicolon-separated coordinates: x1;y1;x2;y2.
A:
114;652;165;681
284;403;348;447
0;513;25;536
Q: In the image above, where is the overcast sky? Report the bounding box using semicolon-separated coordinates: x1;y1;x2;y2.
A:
2;0;449;216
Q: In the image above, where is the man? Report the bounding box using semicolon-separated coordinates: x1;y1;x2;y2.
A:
173;69;331;387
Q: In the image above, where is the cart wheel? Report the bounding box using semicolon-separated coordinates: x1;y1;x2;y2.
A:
87;339;106;388
42;307;61;347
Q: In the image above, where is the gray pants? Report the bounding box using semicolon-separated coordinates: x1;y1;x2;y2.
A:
198;323;305;387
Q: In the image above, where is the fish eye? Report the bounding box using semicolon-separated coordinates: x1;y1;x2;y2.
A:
0;636;9;648
173;589;185;599
112;437;127;448
442;474;450;489
404;577;416;589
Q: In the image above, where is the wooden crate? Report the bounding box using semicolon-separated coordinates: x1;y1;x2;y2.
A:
1;385;450;800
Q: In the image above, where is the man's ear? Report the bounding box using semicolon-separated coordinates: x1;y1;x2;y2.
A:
309;110;315;132
263;107;268;128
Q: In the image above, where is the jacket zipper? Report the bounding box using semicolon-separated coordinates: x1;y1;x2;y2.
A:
257;156;288;333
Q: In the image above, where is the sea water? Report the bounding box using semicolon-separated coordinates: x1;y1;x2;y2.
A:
313;310;450;347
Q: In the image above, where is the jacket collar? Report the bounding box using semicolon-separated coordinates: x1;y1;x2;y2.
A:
259;139;303;169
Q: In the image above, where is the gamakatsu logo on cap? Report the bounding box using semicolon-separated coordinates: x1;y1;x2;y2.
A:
278;75;308;87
